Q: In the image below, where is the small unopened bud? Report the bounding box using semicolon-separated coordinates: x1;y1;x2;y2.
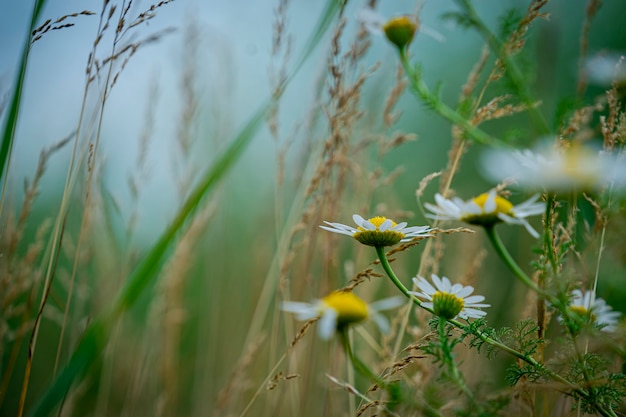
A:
383;16;418;51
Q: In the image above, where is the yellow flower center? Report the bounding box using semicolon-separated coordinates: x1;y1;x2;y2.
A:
322;291;369;327
356;216;396;231
354;216;405;247
560;145;602;187
432;291;465;320
569;305;596;322
472;193;514;215
460;193;514;226
382;16;418;50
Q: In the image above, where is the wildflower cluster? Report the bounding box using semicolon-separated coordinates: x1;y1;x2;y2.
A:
279;5;625;417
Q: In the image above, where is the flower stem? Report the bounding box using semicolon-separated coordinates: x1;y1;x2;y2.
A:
543;193;559;275
397;49;500;146
437;317;477;404
483;225;550;298
374;246;616;417
375;246;432;315
454;0;550;135
338;329;380;384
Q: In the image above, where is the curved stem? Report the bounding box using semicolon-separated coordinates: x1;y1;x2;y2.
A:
454;0;549;134
339;329;381;385
397;49;500;146
483;225;550;299
375;246;433;315
374;246;617;417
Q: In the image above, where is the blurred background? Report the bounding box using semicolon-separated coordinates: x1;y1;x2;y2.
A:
1;0;625;415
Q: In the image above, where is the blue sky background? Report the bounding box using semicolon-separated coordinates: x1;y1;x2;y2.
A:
1;0;625;242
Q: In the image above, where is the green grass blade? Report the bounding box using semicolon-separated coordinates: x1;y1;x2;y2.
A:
27;1;343;415
290;0;346;77
27;103;268;417
114;103;267;312
27;319;109;417
0;0;48;186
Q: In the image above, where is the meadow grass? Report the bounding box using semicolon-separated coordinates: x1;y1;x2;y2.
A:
1;0;625;416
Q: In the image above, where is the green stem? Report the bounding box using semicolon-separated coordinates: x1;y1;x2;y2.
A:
483;225;549;298
375;246;433;315
437;317;476;403
374;246;617;417
397;49;500;146
375;245;533;362
543;193;559;275
455;0;550;134
339;329;381;385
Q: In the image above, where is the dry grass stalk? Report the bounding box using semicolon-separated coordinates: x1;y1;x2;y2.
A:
31;10;96;44
505;0;550;56
266;371;299;391
576;0;603;95
215;333;268;415
472;95;536;125
384;64;408;127
0;135;69;409
461;45;490;100
157;204;214;416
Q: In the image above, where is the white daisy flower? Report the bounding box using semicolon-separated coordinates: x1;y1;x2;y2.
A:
565;289;621;332
320;214;432;247
424;190;545;238
282;291;404;340
584;51;626;87
409;274;489;320
481;142;626;193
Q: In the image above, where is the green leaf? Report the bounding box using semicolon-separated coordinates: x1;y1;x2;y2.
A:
27;1;343;415
0;0;49;190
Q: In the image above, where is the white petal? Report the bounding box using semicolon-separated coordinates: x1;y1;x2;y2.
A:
361;220;376;230
483;191;497;213
357;7;385;35
391;222;408;230
322;221;357;232
379;219;393;231
463;295;485;304
420;24;446;43
281;301;318;321
466;303;490;308
319;225;356;237
353;214;366;226
439;276;453;292
371;312;391;334
520;220;540;238
423;202;446;214
460;308;487;319
414;276;436;295
456;285;474;298
402;226;430;235
281;301;313;313
463;201;483;215
408;290;432;301
370;296;405;312
318;309;338;340
450;283;464;294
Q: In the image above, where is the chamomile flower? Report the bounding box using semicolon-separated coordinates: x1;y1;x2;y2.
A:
320;214;432;247
481;143;626;193
424;190;545;238
409;274;489;320
584;51;626;87
282;291;404;340
564;289;621;332
358;7;444;51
